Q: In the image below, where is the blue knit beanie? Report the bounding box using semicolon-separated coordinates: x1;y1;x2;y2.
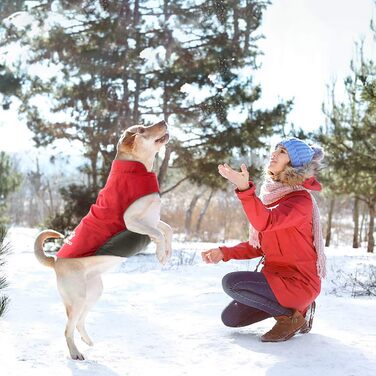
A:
277;137;315;168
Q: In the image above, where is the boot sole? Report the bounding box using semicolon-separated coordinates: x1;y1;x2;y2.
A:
299;301;316;334
300;322;311;334
260;322;306;342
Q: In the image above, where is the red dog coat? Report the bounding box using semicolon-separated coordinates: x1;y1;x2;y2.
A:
56;160;159;258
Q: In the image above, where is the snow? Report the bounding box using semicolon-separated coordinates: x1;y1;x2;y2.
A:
1;227;376;376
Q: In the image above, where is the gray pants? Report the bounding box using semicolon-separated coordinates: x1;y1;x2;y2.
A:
221;271;293;327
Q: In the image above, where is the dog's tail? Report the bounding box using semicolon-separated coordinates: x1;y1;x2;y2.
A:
34;230;64;268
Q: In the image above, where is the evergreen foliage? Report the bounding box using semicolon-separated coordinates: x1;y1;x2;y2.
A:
0;1;26;108
0;226;10;317
0;64;22;110
316;43;376;252
0;152;22;223
45;184;98;233
1;0;290;228
0;0;26;19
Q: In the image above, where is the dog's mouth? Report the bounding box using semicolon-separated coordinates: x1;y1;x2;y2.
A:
155;132;169;144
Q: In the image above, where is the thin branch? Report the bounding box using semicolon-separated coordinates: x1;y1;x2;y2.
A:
160;176;190;196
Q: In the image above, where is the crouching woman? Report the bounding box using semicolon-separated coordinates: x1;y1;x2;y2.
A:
202;138;326;342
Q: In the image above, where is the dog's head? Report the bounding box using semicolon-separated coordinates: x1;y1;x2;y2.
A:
117;120;169;158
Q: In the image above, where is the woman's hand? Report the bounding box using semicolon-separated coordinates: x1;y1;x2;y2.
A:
218;163;250;191
201;248;224;264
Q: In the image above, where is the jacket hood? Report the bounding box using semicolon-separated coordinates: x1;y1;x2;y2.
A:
302;176;322;191
270;158;322;190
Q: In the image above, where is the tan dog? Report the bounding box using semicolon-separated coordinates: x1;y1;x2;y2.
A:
34;120;172;360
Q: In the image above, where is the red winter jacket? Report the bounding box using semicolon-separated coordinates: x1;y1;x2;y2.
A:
220;180;321;313
57;160;159;258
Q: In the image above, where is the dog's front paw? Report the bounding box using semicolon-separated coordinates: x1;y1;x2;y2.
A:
156;249;167;265
165;247;172;261
157;246;172;265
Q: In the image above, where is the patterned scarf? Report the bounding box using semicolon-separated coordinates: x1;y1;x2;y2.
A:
248;177;327;279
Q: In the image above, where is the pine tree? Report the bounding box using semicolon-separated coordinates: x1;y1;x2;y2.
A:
0;64;22;110
0;1;26;108
0;152;22;223
0;226;10;317
1;0;289;228
317;43;376;252
0;0;26;19
160;0;290;190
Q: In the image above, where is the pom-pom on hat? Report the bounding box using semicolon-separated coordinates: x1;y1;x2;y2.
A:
277;137;315;167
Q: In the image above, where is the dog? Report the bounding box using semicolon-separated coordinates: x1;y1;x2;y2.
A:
34;120;172;360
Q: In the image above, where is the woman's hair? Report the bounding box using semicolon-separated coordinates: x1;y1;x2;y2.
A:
266;144;324;186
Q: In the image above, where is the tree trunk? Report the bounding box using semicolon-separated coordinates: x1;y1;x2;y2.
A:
359;204;367;243
185;193;200;239
325;197;335;247
233;3;239;43
367;201;375;253
222;194;231;243
119;1;132;127
89;153;98;191
46;180;55;218
132;0;141;123
195;189;214;235
353;196;360;248
244;0;252;53
157;144;171;187
158;1;172;188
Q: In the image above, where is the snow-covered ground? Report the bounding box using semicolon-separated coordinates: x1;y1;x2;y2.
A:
1;227;376;376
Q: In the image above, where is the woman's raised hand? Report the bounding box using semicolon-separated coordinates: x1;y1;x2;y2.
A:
218;163;250;191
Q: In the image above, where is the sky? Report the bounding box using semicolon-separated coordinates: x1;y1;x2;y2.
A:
255;0;376;131
0;0;375;153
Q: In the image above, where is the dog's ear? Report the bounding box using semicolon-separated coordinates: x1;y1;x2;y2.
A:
118;126;145;152
119;131;135;150
124;125;145;137
134;126;145;135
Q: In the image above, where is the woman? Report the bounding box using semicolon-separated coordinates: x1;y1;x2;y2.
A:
202;137;326;342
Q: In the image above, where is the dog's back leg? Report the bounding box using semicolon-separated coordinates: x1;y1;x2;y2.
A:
57;270;87;360
76;275;103;347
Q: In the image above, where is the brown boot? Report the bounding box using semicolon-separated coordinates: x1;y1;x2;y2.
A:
300;301;316;334
261;310;306;342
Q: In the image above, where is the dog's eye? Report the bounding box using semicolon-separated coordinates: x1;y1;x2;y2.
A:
137;127;145;134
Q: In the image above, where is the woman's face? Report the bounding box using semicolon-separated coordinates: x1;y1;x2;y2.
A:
268;145;290;175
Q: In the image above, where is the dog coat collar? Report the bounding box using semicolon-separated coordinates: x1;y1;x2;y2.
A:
110;160;150;174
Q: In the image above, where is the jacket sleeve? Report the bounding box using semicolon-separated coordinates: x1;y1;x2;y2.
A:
236;182;312;232
220;241;263;262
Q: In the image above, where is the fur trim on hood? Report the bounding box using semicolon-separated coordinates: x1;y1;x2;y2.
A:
269;146;324;187
273;159;321;186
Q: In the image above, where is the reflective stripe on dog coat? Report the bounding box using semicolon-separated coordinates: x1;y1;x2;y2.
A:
56;160;159;258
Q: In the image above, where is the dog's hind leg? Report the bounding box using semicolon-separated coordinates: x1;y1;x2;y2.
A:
64;302;86;360
57;271;87;360
76;275;103;347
